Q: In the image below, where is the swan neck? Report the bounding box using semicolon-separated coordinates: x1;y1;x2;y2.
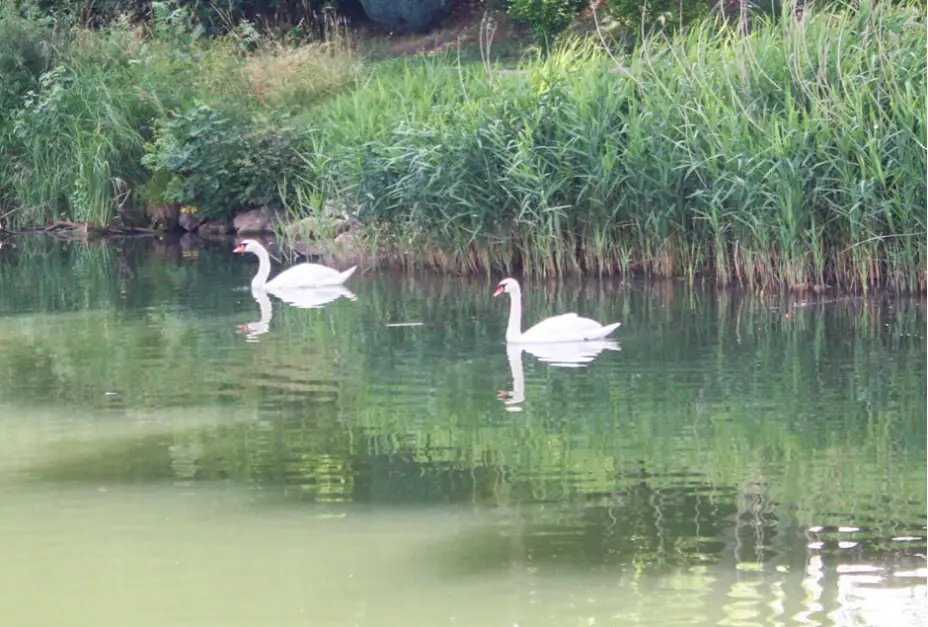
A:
506;286;523;342
251;245;272;289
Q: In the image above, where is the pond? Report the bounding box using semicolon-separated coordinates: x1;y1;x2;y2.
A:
0;234;924;627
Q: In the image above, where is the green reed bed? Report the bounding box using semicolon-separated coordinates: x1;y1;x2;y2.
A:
0;3;357;227
300;1;925;292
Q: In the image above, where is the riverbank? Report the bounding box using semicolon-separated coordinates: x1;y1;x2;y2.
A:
0;2;924;293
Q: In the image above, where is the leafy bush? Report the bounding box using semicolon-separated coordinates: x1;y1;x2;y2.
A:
141;102;309;219
0;0;358;225
605;0;710;39
508;0;585;48
0;4;61;116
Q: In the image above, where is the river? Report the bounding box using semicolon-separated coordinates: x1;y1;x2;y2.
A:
0;234;924;626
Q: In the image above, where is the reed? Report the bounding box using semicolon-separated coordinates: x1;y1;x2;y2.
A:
0;5;359;228
296;0;925;292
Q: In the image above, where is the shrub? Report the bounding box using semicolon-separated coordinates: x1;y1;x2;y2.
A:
605;0;710;39
0;1;359;226
507;0;586;48
0;4;61;116
140;102;309;219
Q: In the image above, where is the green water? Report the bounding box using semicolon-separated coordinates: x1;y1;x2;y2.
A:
0;234;924;627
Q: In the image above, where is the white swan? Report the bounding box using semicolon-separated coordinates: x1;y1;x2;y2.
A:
233;239;357;290
492;277;621;343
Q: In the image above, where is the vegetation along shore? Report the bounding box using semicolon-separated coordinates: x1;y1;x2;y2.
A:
0;0;924;292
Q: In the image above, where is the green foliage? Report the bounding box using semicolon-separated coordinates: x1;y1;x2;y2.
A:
3;27;169;225
298;1;926;292
0;0;357;226
0;3;59;116
605;0;710;40
141;103;308;218
507;0;585;48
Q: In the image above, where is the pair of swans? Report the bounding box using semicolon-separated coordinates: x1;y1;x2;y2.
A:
234;239;621;346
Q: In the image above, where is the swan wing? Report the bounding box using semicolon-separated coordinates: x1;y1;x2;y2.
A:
521;313;620;343
266;263;355;289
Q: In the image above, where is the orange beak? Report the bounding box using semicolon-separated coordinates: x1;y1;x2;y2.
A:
233;244;246;254
492;285;505;297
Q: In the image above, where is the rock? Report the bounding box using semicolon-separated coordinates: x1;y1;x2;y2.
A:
322;199;349;219
359;0;452;32
179;212;201;233
147;204;179;231
335;218;360;236
289;238;327;258
285;217;319;239
234;207;278;234
333;232;364;266
334;232;355;245
197;220;232;236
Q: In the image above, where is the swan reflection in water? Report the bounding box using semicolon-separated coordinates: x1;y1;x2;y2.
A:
497;340;620;411
237;285;357;342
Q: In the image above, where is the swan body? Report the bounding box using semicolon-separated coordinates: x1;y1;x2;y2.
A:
492;277;621;344
234;239;357;290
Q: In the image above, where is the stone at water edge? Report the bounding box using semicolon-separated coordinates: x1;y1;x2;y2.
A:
285;216;319;240
146;204;180;230
233;207;279;234
178;212;201;233
197;220;232;236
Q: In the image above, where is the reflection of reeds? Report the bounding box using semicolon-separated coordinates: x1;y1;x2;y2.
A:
0;238;923;539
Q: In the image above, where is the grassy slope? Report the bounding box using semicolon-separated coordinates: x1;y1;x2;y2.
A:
293;3;926;292
0;3;925;292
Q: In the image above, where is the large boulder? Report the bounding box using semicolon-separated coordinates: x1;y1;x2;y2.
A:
178;212;201;233
197;219;232;236
359;0;453;33
234;207;279;234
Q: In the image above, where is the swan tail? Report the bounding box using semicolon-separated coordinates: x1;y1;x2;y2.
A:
586;322;621;340
336;265;358;284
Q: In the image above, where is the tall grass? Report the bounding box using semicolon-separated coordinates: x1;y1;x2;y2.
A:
0;3;358;228
297;0;925;292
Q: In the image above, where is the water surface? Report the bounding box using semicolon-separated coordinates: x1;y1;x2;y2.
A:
0;234;924;627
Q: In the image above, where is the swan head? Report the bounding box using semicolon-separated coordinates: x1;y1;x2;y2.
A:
233;239;263;255
493;277;521;297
